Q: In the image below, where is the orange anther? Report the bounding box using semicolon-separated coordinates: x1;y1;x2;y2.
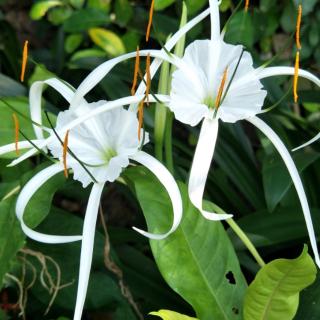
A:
20;40;29;82
12;113;20;155
296;5;302;50
293;51;300;103
131;46;140;96
215;67;228;109
146;0;155;42
63;130;70;178
245;0;250;12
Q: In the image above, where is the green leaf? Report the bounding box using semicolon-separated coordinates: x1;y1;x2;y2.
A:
224;11;255;49
88;28;126;56
154;0;176;11
262;152;320;212
150;310;198;319
87;0;111;12
0;197;25;286
244;246;317;320
124;167;247;320
65;34;83;54
184;0;207;15
115;0;133;26
69;0;85;8
63;8;109;33
30;0;63;20
0;73;26;97
47;6;73;25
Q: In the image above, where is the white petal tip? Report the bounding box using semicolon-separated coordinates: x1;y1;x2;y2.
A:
132;226;169;240
202;211;233;221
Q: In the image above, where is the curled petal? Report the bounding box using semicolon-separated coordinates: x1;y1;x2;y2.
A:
74;183;104;320
15;163;82;244
0;140;42;157
292;132;320;152
8;94;170;167
188;118;232;220
130;151;183;239
257;66;320;87
248;116;320;268
29;78;78;140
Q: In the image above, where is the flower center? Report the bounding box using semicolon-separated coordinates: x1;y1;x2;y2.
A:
102;148;117;163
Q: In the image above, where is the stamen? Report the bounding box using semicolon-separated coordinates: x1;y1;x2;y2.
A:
296;5;302;50
294;51;300;103
215;67;228;109
131;46;140;96
138;100;144;141
63;130;70;178
20;40;29;82
12;113;20;155
245;0;250;12
145;53;151;105
146;0;155;42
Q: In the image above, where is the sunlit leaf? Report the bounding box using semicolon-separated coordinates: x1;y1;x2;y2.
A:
150;309;198;320
89;28;126;56
30;0;63;20
244;246;317;320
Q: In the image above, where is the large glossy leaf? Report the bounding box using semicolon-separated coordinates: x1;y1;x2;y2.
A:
262;152;320;212
244;246;317;320
124;167;247;320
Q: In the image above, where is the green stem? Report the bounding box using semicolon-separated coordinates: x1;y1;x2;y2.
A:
212;203;266;268
226;218;266;268
164;111;174;174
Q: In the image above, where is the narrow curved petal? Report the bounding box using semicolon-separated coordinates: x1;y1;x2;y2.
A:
257;67;320;87
209;0;221;41
129;151;183;239
0;140;42;157
8;94;170;167
292;132;320;152
71;50;181;107
29;78;77;140
15;163;82;244
248;116;320;268
73;182;104;320
188;118;233;220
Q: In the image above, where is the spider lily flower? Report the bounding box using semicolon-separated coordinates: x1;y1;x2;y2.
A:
33;0;320;267
0;78;182;320
167;0;320;267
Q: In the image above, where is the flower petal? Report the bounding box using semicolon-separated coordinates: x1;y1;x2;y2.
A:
209;0;221;41
0;140;42;157
248;116;320;268
257;66;320;87
73;182;104;320
188;118;232;220
129;151;183;239
292;132;320;152
71;50;181;108
29;78;77;140
8;94;170;167
15;163;82;243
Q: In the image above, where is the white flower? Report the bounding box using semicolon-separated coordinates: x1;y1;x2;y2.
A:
10;0;318;269
0;79;182;320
